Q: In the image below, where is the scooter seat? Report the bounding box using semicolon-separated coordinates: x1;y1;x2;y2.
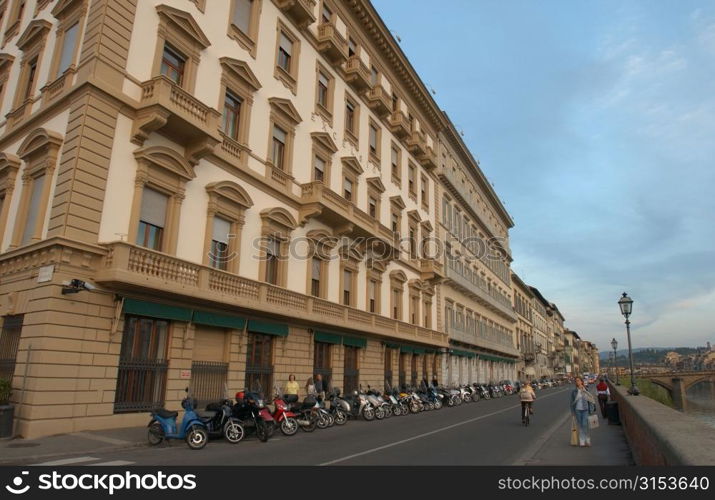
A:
157;409;178;419
197;410;217;419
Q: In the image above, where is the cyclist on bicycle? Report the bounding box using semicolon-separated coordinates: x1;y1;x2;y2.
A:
520;382;536;422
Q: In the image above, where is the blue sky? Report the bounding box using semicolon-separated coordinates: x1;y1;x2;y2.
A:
373;0;715;351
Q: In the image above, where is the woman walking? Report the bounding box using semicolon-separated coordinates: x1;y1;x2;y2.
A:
570;376;596;447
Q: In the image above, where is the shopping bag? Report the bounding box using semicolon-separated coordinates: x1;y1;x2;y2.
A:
588;414;599;429
570;416;579;446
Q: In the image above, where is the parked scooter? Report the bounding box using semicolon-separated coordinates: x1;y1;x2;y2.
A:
148;389;208;450
200;398;245;443
288;395;321;432
343;388;376;420
231;388;275;442
326;388;349;425
271;388;299;436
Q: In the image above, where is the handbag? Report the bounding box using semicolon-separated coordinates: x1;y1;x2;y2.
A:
588;414;599;429
570;416;579;446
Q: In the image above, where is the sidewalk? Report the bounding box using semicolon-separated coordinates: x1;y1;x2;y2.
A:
0;426;147;465
517;411;634;465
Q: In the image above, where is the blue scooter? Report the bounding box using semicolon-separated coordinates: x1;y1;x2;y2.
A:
147;390;208;450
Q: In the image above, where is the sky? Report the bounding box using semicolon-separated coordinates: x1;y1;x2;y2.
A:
373;0;715;352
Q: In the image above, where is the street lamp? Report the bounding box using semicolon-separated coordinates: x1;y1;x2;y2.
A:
611;337;619;385
618;292;639;395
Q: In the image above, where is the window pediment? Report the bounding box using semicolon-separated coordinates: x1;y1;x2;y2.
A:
205;180;253;210
0;153;21;188
389;195;406;210
268;97;302;125
310;132;337;154
260;207;297;236
0;53;14;71
407;209;421;222
366;176;385;193
156;4;211;49
17;20;52;51
390;269;408;284
51;0;86;18
133;146;196;181
219;57;262;92
341;156;363;176
420;220;433;233
17;128;63;162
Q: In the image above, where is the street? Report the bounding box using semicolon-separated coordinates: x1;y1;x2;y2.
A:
29;387;572;466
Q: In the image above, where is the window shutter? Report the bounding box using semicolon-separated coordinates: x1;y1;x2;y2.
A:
140;188;168;227
212;216;231;244
21;175;45;245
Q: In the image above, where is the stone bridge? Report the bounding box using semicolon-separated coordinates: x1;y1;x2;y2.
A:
640;371;715;410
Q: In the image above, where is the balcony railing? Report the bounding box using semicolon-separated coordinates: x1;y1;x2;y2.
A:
366;85;391;117
344;55;371;92
272;0;316;28
132;76;221;161
317;23;348;65
406;129;427;156
388;110;410;139
417;145;437;171
445;320;519;357
444;260;517;321
96;242;448;347
299;181;397;251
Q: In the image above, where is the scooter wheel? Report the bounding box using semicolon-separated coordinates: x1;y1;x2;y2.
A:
280;417;298;436
316;413;330;429
334;410;348;425
362;406;375;421
434;399;443;410
256;421;270;442
223;419;245;444
299;416;317;432
147;422;164;445
186;426;208;450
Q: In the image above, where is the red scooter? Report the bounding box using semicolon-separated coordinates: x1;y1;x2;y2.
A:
272;390;299;436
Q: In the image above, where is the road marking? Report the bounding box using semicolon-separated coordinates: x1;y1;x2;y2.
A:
33;456;99;466
73;432;135;447
88;460;135;466
320;388;570;465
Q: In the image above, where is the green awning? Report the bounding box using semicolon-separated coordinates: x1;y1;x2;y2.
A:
452;349;476;358
123;298;192;322
314;331;343;344
247;320;289;337
400;346;414;354
384;342;401;349
411;347;426;355
480;354;516;364
424;348;437;354
192;310;246;330
342;336;367;348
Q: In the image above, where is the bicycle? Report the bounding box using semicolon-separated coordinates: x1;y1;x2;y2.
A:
521;401;531;426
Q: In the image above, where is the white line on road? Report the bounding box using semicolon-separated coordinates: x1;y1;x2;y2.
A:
319;388;570;466
88;460;135;466
72;432;135;446
512;411;571;465
33;456;99;466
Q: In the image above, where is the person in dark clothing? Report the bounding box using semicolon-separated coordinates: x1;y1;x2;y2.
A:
596;377;610;418
314;373;325;402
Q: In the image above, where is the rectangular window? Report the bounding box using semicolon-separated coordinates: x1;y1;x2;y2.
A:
321;2;332;24
370;65;378;86
348;36;357;58
23;57;38;100
421;175;429;208
343;177;353;201
21;174;45;245
0;315;23;382
391;212;399;234
160;45;185;86
343;269;353;305
114;316;169;413
391;92;398;112
368;279;377;313
392;288;400;319
369;123;379;156
411;296;419;324
411;354;418;387
232;0;253;35
137;188;167;251
408;163;416;196
311;257;322;297
313;156;326;182
314;341;332;390
57;22;79;75
245;332;273;394
272;125;287;170
317;71;329;108
384;347;392;388
345;99;356;136
277;32;292;72
222;91;242;141
368;196;377;218
265;237;280;285
409;224;417;258
399;352;407;388
391;146;400;182
209;216;231;270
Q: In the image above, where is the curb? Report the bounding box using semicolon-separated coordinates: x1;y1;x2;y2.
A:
0;440;147;466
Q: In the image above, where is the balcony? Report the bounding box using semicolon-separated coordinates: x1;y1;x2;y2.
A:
417;145;437;171
95;241;448;347
523;352;536;362
446;323;519;358
388;110;410;139
131;76;222;163
419;258;444;281
444;261;517;322
317;23;348;65
406;129;427;157
299;182;398;252
343;56;371;92
366;85;391;117
272;0;316;28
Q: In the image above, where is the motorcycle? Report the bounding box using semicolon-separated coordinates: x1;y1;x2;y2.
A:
364;386;387;419
200;398;245;444
148;389;208;450
326;388;349;425
231;388;275;442
271;389;299;436
288;395;321;432
344;388;376;420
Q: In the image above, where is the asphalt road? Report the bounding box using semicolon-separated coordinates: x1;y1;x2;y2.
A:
33;386;572;466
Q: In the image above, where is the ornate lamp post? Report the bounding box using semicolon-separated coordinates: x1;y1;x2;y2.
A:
618;292;639;395
611;337;619;385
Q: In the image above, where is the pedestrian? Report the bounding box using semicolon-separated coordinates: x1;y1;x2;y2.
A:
305;376;316;397
596;377;610;418
314;373;325;402
284;374;299;404
570;376;596;447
